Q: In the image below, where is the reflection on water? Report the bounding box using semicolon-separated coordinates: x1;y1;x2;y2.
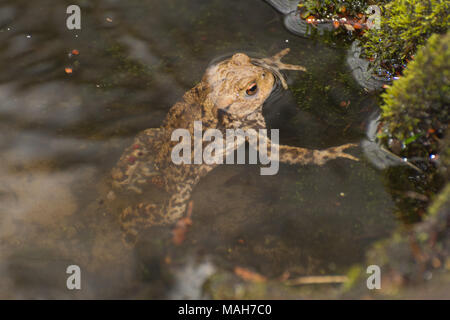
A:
362;113;405;170
0;0;398;298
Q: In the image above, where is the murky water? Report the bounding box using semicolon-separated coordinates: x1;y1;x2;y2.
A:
0;0;399;298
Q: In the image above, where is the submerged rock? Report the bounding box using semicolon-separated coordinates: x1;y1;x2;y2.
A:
265;1;389;91
264;0;299;14
265;0;334;37
347;41;391;92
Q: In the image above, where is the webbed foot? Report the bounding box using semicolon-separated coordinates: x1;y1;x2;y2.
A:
254;48;307;89
270;48;307;72
316;143;359;165
120;203;164;246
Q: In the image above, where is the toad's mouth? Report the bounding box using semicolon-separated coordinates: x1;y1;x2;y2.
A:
252;48;306;90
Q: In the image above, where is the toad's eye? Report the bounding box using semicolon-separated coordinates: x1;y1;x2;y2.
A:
246;83;258;96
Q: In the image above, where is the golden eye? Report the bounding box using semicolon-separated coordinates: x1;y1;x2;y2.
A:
246;83;258;96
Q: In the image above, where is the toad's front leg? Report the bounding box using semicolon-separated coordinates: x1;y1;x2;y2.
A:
259;134;359;166
279;143;359;165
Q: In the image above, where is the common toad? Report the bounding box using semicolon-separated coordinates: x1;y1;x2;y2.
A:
109;48;358;244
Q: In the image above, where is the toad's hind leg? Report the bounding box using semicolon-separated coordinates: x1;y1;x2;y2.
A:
120;183;194;245
111;127;166;193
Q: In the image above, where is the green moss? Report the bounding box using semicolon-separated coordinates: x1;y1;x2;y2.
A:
440;134;450;176
343;265;364;291
379;32;449;161
428;183;450;217
362;0;449;73
295;0;385;42
298;0;373;19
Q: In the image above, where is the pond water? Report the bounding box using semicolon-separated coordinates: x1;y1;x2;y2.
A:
0;0;400;298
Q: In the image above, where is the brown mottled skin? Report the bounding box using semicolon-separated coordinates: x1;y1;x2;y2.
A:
109;48;359;244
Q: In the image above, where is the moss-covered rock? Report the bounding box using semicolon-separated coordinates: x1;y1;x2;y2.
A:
344;183;450;297
362;0;449;73
379;32;449;163
440;134;450;179
298;0;377;19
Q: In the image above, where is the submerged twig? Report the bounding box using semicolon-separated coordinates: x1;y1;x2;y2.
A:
284;275;348;286
379;145;424;173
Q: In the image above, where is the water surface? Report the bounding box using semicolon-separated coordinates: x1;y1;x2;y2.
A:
0;0;397;298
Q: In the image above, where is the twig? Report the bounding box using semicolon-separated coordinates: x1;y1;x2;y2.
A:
284;275;348;286
379;145;423;173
